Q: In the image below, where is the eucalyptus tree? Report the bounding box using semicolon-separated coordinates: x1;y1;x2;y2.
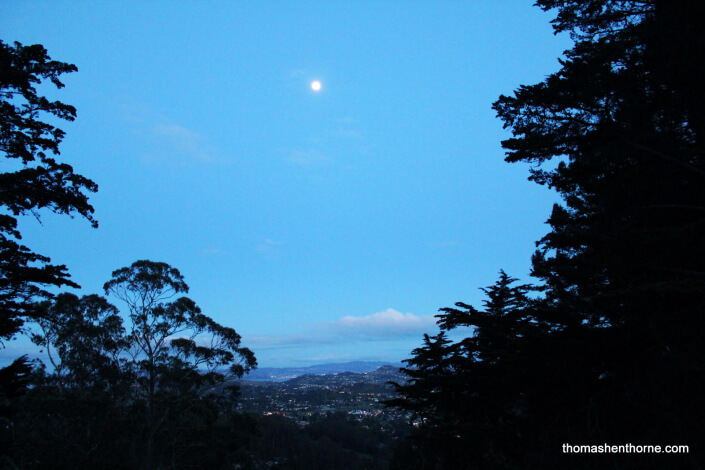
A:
13;295;130;470
31;293;125;393
103;260;256;470
15;261;256;469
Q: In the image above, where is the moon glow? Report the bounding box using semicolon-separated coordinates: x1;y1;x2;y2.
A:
311;80;322;91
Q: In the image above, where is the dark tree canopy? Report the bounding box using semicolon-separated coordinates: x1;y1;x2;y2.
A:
388;272;538;469
391;1;705;468
0;40;98;341
0;41;260;470
103;260;257;388
103;260;256;470
12;260;258;470
31;293;125;393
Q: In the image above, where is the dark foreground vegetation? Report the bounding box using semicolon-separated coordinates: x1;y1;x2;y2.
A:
249;411;403;470
1;0;704;468
387;1;705;469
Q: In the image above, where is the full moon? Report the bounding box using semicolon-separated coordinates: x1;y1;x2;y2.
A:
311;80;322;91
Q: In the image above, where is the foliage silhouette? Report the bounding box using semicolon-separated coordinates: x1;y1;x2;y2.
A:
103;260;256;470
390;1;705;468
389;272;538;469
31;293;126;393
0;39;100;467
102;260;257;396
8;260;257;469
250;412;395;469
0;40;98;342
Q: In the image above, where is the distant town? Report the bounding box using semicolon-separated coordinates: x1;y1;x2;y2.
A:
220;363;413;468
235;364;411;426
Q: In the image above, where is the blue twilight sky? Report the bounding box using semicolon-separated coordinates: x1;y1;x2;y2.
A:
1;2;570;368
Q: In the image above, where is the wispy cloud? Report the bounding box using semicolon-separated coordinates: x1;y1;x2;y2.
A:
335;128;362;139
337;117;357;125
334;117;363;139
118;101;219;167
151;124;214;163
286;148;331;166
245;332;340;351
289;68;312;78
245;308;438;352
256;238;284;256
202;248;229;255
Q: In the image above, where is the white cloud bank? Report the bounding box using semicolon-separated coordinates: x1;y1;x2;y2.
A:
330;309;437;337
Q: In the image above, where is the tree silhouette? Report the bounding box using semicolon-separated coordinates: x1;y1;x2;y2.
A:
9;260;257;469
392;1;705;468
0;40;99;467
493;0;705;463
103;260;256;470
31;294;125;393
0;41;98;342
389;272;537;469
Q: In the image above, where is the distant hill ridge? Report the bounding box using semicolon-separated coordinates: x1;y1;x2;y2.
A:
243;361;403;382
284;365;407;387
